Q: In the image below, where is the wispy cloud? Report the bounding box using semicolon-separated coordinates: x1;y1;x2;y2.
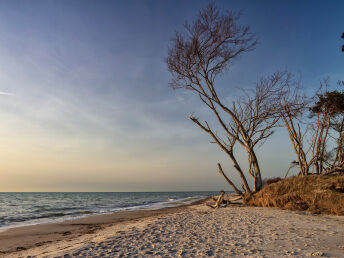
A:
0;91;13;96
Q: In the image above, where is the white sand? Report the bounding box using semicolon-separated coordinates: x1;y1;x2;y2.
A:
12;204;344;257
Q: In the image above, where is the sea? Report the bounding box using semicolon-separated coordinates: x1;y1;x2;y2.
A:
0;191;218;231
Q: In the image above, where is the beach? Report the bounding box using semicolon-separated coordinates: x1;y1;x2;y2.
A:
1;198;344;257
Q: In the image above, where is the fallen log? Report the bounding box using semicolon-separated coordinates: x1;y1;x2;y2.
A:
207;191;227;209
214;191;225;208
227;196;242;202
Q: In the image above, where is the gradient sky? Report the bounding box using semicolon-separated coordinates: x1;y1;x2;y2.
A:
0;0;343;191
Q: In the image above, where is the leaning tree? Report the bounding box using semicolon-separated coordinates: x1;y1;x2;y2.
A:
166;4;285;194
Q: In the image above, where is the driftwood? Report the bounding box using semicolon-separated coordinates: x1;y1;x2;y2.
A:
228;196;243;202
207;191;225;209
207;191;243;209
214;191;225;208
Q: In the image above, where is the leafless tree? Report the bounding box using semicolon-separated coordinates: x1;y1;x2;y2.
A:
166;4;286;194
275;72;311;176
309;81;344;175
276;75;344;177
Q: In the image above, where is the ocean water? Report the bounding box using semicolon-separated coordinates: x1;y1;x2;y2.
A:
0;191;217;231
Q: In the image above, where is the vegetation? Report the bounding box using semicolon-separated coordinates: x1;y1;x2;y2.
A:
276;78;344;177
245;175;344;215
166;4;290;195
166;4;344;213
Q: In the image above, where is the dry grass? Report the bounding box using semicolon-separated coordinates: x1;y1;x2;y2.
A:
244;174;344;215
263;177;282;186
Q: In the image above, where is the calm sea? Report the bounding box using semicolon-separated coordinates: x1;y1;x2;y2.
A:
0;191;217;231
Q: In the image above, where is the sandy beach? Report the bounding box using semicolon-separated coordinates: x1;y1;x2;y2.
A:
1;198;343;257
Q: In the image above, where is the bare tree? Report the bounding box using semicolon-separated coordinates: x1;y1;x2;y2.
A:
310;84;344;174
275;72;311;176
328;116;344;173
166;4;284;194
276;75;344;177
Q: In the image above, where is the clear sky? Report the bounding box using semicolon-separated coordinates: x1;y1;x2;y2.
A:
0;0;343;191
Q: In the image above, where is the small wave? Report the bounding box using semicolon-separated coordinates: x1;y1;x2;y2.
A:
34;207;82;213
39;213;66;218
0;192;213;232
0;211;96;232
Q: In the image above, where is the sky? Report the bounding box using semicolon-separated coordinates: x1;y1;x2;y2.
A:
0;0;343;192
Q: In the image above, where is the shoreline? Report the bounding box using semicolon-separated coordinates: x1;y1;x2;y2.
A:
0;195;206;233
1;196;344;257
0;197;210;256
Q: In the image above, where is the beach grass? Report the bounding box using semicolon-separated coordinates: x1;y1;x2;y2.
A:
245;174;344;215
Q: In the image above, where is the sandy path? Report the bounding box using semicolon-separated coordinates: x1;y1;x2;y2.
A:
13;204;344;257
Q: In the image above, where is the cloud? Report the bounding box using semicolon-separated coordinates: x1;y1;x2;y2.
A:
0;91;13;96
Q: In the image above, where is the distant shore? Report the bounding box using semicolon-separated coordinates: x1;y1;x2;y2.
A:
1;197;344;257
